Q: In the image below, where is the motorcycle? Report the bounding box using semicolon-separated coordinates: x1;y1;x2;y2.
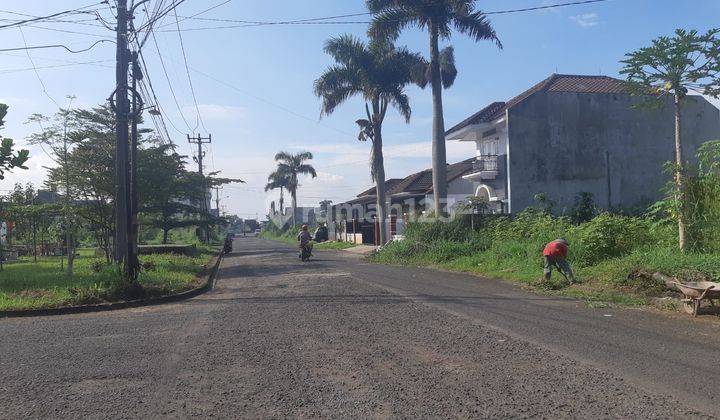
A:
223;240;232;255
299;242;313;262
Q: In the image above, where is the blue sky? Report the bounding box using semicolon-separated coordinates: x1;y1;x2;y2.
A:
1;0;718;219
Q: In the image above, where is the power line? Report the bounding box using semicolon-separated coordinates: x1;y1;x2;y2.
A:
0;2;108;30
18;26;60;109
0;59;112;74
169;57;356;139
172;6;206;132
160;0;611;31
147;23;194;132
0;39;113;53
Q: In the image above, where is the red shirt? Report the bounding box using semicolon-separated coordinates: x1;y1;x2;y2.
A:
543;241;568;258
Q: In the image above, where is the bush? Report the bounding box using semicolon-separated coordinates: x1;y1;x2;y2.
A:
572;213;653;266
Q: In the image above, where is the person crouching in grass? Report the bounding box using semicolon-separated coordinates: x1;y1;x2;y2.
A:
543;238;576;284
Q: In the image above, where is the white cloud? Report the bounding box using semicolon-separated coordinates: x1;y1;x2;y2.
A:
570;13;599;27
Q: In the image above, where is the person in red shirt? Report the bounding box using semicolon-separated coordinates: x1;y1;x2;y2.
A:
543;238;575;283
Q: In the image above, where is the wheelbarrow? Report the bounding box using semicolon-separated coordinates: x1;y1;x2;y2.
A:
671;281;720;317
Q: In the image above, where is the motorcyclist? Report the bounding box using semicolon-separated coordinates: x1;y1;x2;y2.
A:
297;225;312;247
223;235;233;254
297;225;313;259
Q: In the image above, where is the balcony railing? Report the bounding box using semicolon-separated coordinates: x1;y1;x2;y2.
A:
473;155;499;172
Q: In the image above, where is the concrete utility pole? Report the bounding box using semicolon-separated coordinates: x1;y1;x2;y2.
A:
214;186;221;215
112;0;131;275
188;134;211;242
129;51;142;277
188;133;211;176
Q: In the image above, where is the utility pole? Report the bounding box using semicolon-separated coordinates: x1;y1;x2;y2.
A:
128;51;142;278
214;186;222;215
111;0;132;278
188;133;211;176
189;134;211;242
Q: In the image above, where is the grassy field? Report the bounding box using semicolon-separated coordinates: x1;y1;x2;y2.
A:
0;246;217;311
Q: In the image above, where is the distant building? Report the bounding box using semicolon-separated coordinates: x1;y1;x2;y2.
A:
445;74;720;213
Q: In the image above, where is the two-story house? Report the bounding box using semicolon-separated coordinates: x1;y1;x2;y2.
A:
445;73;720;214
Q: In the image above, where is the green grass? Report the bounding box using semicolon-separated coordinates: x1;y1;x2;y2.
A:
369;223;720;308
0;246;217;311
260;230;357;250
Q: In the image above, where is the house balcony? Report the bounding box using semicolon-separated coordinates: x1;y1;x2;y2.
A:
463;155;499;180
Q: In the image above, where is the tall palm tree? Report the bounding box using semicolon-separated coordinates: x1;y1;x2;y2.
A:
265;170;290;216
367;0;501;216
272;151;317;227
314;35;422;244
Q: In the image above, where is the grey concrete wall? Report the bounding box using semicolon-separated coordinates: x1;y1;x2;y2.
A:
507;92;720;214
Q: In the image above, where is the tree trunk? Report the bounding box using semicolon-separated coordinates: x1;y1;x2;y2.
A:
429;21;448;217
279;187;285;215
674;93;687;252
291;189;297;228
162;227;169;244
372;122;388;245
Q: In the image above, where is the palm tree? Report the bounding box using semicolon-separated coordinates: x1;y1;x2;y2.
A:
367;0;501;216
265;169;290;216
272;151;317;227
314;35;422;244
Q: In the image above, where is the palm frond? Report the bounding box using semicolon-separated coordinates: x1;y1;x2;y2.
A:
386;90;411;123
439;46;458;88
274;151;293;163
296;163;317;178
452;11;502;48
314;65;363;117
323;34;368;66
367;7;414;41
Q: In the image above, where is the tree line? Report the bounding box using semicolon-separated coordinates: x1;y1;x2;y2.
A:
0;103;240;274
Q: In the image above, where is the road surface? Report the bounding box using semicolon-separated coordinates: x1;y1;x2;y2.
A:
2;237;719;418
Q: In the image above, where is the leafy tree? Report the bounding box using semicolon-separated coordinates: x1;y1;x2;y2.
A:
138;146;242;244
27;104;80;274
265;169;290;216
271;151;317;227
621;28;720;251
314;34;422;244
138;145;201;244
368;0;501;215
570;192;597;224
0;104;29;180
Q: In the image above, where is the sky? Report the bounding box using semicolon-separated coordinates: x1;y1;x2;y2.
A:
0;0;719;220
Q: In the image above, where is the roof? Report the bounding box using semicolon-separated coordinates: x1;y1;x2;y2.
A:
445;74;629;136
388;158;475;195
357;178;402;197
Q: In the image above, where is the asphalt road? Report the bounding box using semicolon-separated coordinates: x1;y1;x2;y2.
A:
2;237;719;418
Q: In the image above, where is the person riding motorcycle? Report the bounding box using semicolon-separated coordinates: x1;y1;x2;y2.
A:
223;235;233;254
297;224;313;260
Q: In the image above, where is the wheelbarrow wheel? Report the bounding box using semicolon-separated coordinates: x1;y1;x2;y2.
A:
683;300;699;316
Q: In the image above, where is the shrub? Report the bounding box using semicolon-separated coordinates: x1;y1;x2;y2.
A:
572;213;653;266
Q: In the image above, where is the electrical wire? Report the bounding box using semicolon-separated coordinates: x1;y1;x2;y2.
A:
160;0;611;31
0;1;109;30
18;26;61;109
0;39;113;53
172;6;206;132
0;59;112;74
146;25;194;133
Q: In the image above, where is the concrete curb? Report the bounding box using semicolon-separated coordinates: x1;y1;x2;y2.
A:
0;252;224;319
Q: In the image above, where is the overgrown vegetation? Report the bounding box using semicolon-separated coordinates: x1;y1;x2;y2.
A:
0;246;217;311
261;225;356;250
372;140;720;306
371;208;720;304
